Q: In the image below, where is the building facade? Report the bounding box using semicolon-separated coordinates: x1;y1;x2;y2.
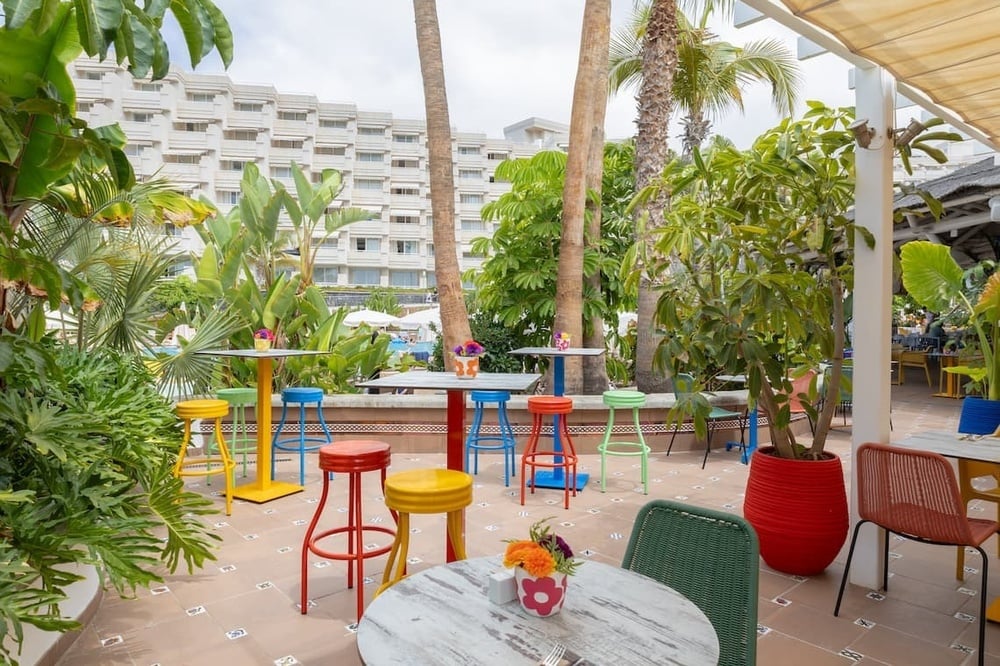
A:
71;57;568;293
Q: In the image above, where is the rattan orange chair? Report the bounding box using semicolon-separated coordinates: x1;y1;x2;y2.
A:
835;443;999;666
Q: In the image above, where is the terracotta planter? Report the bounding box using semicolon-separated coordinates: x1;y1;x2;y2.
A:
743;446;848;576
453;355;480;379
514;567;567;617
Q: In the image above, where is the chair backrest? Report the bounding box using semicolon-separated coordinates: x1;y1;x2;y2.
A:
855;443;978;546
621;499;759;666
673;372;696;397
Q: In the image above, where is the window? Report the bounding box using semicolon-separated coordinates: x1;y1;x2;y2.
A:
188;93;214;102
391;215;419;225
461;219;485;232
354;178;382;191
459;169;482;180
314;266;339;284
458;146;480;155
393;133;419;143
349;268;380;285
221;160;248;172
278;110;308;121
320;118;348;128
234;101;264;112
487;151;509;161
357;152;383;163
124;144;142;157
315;145;346;156
393;240;419;255
174;122;209;132
163;154;199;164
391;185;419;196
459;193;484;205
358;126;384;136
271;166;292;179
462;251;485;259
76;101;92;112
389;271;420;287
272;139;303;149
427;243;435;256
391;158;419;168
318;237;338;249
224;130;257;141
127;112;153;123
81;70;102;80
136;83;160;92
354;237;380;252
216;190;240;205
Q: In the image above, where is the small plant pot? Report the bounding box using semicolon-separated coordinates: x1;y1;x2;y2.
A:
254;339;272;351
514;568;567;617
453;355;480;379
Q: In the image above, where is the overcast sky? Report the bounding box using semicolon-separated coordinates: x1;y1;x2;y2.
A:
178;1;856;149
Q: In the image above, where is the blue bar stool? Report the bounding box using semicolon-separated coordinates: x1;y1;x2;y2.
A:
271;387;332;485
464;390;517;486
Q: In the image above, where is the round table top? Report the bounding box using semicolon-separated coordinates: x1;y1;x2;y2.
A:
356;556;719;666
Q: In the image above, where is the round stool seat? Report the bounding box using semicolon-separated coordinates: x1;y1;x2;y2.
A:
603;389;647;408
527;396;573;415
469;390;510;403
384;469;473;514
319;441;392;474
176;399;230;420
217;387;257;406
282;386;324;402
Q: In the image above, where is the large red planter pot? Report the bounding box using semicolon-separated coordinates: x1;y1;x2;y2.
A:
743;446;849;576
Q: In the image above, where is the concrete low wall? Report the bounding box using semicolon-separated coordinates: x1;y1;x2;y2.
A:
201;389;811;457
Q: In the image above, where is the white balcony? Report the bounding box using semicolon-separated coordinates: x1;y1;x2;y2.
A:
176;101;216;120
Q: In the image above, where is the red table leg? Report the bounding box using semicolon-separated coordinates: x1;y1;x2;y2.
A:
446;389;465;562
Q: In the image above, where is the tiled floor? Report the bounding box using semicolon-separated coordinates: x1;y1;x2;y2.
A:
55;376;1000;665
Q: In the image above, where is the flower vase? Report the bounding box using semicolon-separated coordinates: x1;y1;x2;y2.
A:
254;338;272;351
514;568;567;617
453;355;480;379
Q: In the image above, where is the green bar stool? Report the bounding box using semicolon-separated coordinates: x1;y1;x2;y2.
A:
598;389;650;494
215;387;258;479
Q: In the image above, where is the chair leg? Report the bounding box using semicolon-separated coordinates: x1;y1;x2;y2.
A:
881;526;890;592
976;546;988;666
834;520;867;616
667;428;678;456
702;423;714;469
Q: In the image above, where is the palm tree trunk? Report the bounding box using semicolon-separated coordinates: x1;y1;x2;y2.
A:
555;0;611;395
634;0;678;394
583;57;610;395
412;0;471;366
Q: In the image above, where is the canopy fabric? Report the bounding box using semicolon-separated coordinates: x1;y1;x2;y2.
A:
343;309;399;327
774;0;1000;149
395;306;441;329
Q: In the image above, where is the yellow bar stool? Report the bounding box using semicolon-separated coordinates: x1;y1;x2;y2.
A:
375;468;473;596
174;399;235;515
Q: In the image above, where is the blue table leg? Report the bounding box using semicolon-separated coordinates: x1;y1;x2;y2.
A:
740;407;758;465
527;355;589;491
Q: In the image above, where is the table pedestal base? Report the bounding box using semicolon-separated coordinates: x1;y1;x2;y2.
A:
233;480;304;503
527;470;589;491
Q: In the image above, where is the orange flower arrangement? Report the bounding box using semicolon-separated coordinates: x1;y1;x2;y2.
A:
503;518;579;577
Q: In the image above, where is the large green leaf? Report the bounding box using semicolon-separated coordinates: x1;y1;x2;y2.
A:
899;240;965;313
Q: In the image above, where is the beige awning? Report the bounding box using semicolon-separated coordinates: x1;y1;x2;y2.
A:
748;0;1000;150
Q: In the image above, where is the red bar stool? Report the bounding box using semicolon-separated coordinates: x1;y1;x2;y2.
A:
301;440;395;622
520;396;578;509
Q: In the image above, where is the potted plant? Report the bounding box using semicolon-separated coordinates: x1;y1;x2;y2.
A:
452;339;485;379
647;104;947;575
503;517;580;617
901;241;1000;429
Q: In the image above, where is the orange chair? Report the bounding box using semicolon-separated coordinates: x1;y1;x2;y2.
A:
835;443;998;666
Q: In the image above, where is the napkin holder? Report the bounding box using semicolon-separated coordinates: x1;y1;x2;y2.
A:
488;570;517;604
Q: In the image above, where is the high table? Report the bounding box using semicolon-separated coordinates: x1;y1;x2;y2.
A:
356;556;719;665
510;347;605;490
196;348;330;503
894;430;1000;622
356;371;541;561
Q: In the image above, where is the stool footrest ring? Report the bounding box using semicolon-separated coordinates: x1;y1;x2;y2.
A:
307;525;396;561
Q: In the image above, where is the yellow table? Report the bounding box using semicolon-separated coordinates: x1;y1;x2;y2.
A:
198;349;330;503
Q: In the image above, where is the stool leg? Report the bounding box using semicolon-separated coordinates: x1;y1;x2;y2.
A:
174;418;193;477
297;401;307;486
465;401;485;476
236;404;249;478
600;406;615;492
349;471;365;621
300;469;333;614
316;398;332;442
446;509;467;560
377;512;410;596
271;401;290;480
559;418;577;510
632;407;649;495
211;416;234;516
498;401;516;486
520;412;543;505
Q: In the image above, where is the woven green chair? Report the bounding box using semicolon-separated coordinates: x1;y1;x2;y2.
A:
668;373;746;468
622;499;759;666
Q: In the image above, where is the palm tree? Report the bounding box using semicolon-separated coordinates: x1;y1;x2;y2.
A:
412;0;473;366
609;1;801;155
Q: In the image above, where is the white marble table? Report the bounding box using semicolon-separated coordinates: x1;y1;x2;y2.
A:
356;556;719;665
894;429;1000;464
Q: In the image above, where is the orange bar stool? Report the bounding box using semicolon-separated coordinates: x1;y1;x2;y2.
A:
375;468;473;596
521;396;578;509
173;399;235;515
301;440;395;622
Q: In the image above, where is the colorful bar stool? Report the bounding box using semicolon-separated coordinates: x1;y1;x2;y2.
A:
173;399;235;515
214;387;257;478
598;389;650;494
376;468;473;596
271;387;332;485
301;440;396;622
520;396;578;509
465;390;517;486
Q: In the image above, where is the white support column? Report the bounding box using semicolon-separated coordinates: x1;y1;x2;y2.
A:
849;65;895;588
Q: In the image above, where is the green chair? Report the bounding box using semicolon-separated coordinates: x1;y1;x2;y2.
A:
598;389;650;494
668;373;746;468
215;387;258;479
622;499;759;666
